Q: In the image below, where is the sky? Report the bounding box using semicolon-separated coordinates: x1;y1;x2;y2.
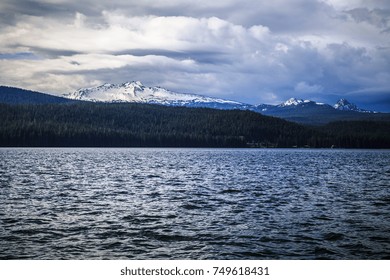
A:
0;0;389;111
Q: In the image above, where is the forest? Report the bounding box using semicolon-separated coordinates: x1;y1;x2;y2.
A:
0;103;389;148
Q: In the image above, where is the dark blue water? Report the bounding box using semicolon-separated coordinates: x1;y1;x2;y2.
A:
0;148;389;259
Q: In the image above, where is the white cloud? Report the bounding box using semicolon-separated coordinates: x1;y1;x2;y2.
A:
0;12;272;55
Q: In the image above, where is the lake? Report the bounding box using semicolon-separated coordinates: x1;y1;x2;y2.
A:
0;148;389;259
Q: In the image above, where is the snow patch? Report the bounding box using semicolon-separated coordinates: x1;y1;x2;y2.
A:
64;81;244;108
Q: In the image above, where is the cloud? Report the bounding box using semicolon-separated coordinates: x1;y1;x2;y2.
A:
0;12;268;56
0;11;274;96
346;8;390;29
294;82;324;94
0;0;389;111
322;0;390;10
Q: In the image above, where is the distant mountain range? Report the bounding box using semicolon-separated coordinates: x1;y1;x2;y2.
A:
254;97;382;125
1;82;388;125
65;81;373;111
62;81;388;125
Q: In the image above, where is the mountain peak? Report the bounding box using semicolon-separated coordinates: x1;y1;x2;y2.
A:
334;98;372;113
280;98;303;106
334;98;351;107
279;98;313;107
63;81;245;108
122;81;144;89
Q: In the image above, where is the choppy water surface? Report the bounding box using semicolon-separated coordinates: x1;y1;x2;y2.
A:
0;148;389;259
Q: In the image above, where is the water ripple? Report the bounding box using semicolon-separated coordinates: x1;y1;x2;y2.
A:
0;148;389;259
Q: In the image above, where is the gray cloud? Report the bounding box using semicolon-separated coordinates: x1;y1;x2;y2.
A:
346;7;390;31
0;0;389;111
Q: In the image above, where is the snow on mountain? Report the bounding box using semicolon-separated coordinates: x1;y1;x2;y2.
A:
64;82;376;116
334;98;357;110
333;99;373;113
64;81;248;109
277;98;326;107
279;98;306;107
254;104;275;112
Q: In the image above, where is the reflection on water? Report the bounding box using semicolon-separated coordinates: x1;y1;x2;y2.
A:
0;148;389;259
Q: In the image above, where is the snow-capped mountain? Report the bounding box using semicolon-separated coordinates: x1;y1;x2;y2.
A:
61;81;381;125
254;97;379;125
254;97;329;113
278;98;308;107
334;98;374;113
64;81;249;110
65;82;374;113
277;98;326;108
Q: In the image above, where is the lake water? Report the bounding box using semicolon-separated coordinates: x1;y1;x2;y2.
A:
0;148;389;259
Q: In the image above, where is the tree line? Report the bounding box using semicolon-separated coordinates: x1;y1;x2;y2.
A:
0;103;388;148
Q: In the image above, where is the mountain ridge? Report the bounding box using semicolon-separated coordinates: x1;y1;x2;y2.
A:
62;81;384;125
0;85;76;104
64;81;375;114
1;83;388;125
64;81;250;110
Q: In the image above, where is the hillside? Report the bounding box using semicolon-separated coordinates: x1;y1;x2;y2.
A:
321;120;390;148
0;102;316;148
0;86;76;104
1;103;389;148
